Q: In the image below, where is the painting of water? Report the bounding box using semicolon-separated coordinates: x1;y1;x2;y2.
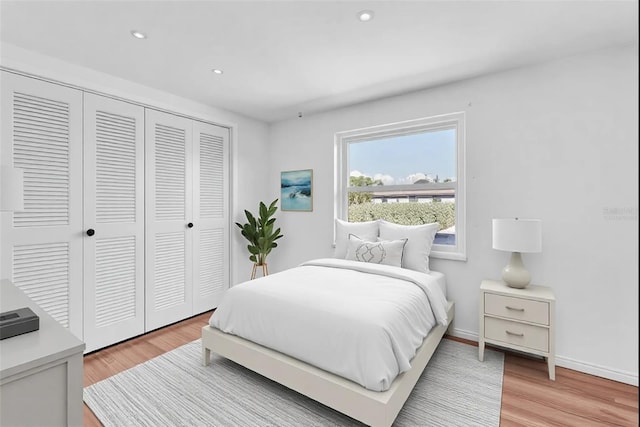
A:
281;169;313;211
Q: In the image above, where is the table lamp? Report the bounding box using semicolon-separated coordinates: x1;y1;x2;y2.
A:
492;218;542;288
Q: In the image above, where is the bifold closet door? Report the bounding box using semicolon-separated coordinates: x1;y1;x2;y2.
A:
82;94;145;352
145;109;194;331
0;72;83;339
192;120;229;313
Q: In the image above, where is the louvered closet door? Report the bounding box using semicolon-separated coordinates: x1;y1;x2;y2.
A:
0;72;83;339
192;121;229;313
83;94;145;352
145;109;193;331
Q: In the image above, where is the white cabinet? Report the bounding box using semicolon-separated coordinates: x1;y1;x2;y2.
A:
145;110;229;331
82;93;146;352
479;279;556;380
1;72;84;340
1;279;85;427
1;71;230;350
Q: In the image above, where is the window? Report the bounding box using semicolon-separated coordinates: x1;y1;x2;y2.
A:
335;112;466;260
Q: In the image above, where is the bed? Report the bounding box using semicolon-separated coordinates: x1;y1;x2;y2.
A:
202;254;454;427
203;218;452;426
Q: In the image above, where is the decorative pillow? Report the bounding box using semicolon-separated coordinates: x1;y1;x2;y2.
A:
345;234;407;267
378;220;440;273
334;219;379;259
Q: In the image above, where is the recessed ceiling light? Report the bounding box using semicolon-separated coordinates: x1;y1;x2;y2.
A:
212;69;224;75
130;30;147;39
357;10;374;22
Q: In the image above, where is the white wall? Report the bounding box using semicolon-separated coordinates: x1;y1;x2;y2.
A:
0;42;270;288
267;45;639;385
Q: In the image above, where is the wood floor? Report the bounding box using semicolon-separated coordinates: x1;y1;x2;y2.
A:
84;312;638;427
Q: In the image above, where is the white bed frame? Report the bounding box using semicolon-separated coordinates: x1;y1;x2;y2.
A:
202;300;454;427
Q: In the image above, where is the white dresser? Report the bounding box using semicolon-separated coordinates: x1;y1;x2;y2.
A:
0;279;85;426
479;279;556;380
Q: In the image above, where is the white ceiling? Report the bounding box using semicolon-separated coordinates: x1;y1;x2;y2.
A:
1;1;638;123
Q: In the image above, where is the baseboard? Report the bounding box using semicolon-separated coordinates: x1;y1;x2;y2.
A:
449;328;639;387
555;355;638;387
449;327;478;343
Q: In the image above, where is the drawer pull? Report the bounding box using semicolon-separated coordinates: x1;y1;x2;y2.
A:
506;330;524;337
505;306;525;312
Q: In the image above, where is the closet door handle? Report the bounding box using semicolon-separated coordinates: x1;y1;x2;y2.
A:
187;223;194;228
86;228;95;236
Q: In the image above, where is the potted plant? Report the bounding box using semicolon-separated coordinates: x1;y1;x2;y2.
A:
235;199;283;279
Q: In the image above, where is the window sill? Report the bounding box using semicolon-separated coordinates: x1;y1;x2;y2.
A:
430;250;467;262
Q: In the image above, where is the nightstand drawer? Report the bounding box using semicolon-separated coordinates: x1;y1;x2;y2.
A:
485;293;549;325
484;317;549;352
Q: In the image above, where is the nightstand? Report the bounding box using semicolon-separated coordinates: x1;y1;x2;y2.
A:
479;279;556;380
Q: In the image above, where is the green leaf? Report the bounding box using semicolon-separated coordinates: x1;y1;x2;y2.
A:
263;223;273;236
245;210;256;227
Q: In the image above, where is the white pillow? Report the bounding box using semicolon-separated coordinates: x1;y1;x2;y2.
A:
378;220;439;273
345;234;407;267
334;219;379;259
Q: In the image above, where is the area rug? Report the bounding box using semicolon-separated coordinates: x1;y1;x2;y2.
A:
84;338;504;426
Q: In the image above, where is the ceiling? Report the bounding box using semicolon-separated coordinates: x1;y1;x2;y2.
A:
1;1;638;123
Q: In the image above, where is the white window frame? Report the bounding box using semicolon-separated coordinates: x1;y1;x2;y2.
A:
334;112;466;261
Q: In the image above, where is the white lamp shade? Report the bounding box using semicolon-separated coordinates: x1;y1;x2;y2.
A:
1;166;25;211
492;218;542;253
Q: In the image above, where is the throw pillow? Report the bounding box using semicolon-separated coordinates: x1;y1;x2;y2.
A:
345;234;407;267
378;220;439;273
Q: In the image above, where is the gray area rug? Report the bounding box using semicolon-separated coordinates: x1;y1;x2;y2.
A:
84;338;504;426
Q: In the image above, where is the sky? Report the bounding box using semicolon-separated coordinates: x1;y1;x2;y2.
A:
349;128;456;185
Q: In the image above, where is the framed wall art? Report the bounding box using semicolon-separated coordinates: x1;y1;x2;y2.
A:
280;169;313;212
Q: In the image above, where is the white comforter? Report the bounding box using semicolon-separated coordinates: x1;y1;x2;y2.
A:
209;258;449;391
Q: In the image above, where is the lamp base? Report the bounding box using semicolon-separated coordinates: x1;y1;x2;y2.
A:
502;252;531;288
